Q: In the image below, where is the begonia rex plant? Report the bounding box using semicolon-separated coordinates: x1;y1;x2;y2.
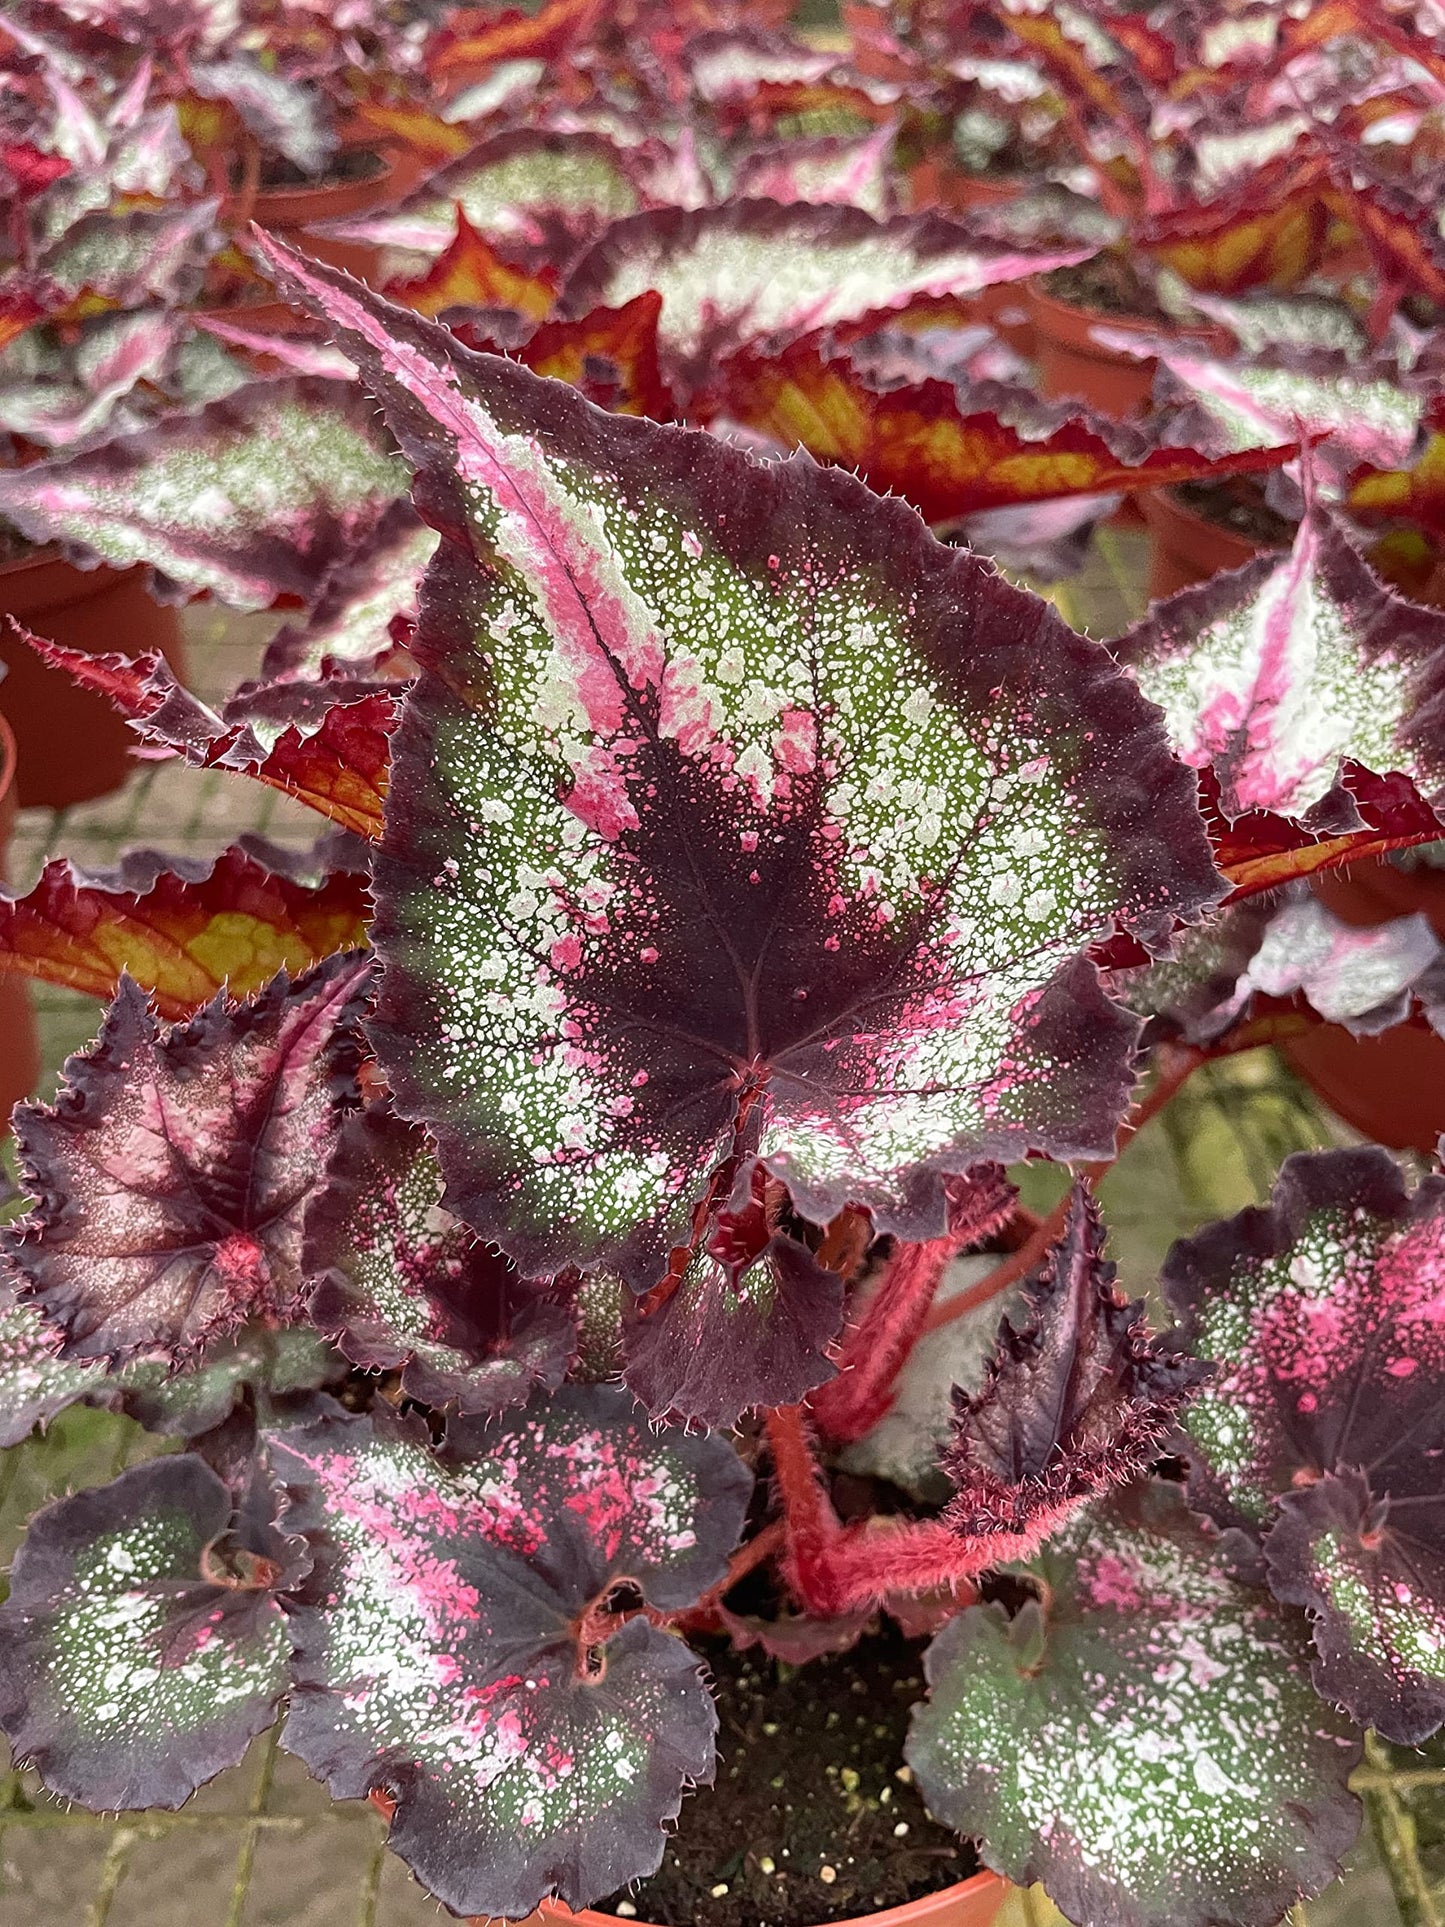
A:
8;191;1445;1927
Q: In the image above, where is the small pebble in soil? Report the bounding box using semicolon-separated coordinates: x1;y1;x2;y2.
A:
893;1824;909;1838
710;1885;729;1898
819;1868;837;1885
759;1859;776;1876
894;1766;913;1784
616;1905;636;1917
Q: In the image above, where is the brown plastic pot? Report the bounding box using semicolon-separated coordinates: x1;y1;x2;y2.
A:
0;546;188;809
1280;858;1445;1154
516;1873;1010;1927
1027;283;1231;419
0;711;41;1128
1137;486;1278;601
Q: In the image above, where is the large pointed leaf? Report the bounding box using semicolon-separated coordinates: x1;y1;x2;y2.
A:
906;1480;1362;1927
5;954;371;1366
0;378;408;609
258;241;1221;1290
1115;506;1445;832
20;640;394;838
304;1103;575;1413
944;1185;1206;1539
0;839;371;1018
558;201;1099;391
713;339;1299;523
268;1391;750;1917
1165;1146;1445;1743
0;1456;291;1810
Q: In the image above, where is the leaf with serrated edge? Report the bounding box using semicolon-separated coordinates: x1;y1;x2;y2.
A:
0;839;371;1018
714;339;1299;523
261;502;438;684
1115;505;1445;832
906;1480;1361;1927
1166;1146;1445;1743
944;1185;1207;1538
558;201;1099;391
0;1456;290;1809
5;954;370;1366
118;1323;343;1438
15;639;394;839
305;1104;575;1414
0;378;407;609
268;1391;750;1917
256;240;1220;1289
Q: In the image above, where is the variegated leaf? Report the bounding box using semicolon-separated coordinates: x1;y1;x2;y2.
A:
1166;1146;1445;1742
259;241;1221;1290
907;1480;1362;1927
558;201;1099;391
0;838;371;1018
268;1391;750;1917
0;1457;291;1809
5;955;370;1366
0;378;408;609
1115;506;1445;831
304;1104;575;1413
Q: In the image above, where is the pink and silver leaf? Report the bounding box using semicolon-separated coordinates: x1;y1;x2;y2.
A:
0;1456;291;1811
1165;1144;1445;1742
1114;505;1445;831
944;1185;1207;1539
557;200;1100;394
0;377;408;610
268;1396;749;1917
255;240;1221;1289
260;499;437;684
906;1479;1362;1927
304;1103;575;1415
4;953;372;1367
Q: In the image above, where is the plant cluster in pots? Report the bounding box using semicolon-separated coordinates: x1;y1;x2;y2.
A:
11;205;1445;1927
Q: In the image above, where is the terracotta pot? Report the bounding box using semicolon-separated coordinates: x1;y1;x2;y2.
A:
908;160;1024;216
1027;282;1231;419
0;711;41;1127
250;146;407;284
1137;486;1277;601
0;547;188;809
516;1873;1010;1927
1280;858;1445;1155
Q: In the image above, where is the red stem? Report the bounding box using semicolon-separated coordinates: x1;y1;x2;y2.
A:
809;1234;957;1442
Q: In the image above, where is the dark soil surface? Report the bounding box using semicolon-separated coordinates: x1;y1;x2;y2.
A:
599;1627;976;1927
1042;249;1172;320
0;518;35;566
256;146;385;191
1172;475;1297;546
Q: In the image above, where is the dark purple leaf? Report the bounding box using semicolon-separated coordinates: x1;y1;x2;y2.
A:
0;1268;108;1445
118;1324;344;1439
304;1102;575;1414
5;954;371;1367
0;1456;291;1810
259;499;437;684
906;1479;1362;1927
944;1185;1207;1540
1166;1145;1445;1741
256;240;1221;1292
1114;505;1445;833
268;1391;750;1917
623;1227;844;1429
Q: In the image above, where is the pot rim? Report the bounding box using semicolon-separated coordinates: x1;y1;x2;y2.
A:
1137;482;1288;557
1025;277;1233;351
529;1868;1009;1927
0;542;62;579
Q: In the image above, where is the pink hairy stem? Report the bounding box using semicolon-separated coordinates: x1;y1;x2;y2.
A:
809;1169;1017;1443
